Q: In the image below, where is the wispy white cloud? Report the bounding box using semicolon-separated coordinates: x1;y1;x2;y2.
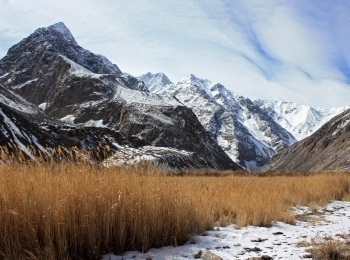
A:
0;0;349;107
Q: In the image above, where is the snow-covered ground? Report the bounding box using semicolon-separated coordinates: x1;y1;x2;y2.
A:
103;201;350;259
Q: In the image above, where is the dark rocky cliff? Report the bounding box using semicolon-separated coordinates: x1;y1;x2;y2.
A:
0;23;241;170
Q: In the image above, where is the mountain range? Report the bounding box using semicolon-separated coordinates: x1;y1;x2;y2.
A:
139;73;348;170
0;22;240;170
264;109;350;172
0;22;348;172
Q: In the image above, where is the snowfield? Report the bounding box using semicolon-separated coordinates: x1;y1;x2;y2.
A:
104;201;350;259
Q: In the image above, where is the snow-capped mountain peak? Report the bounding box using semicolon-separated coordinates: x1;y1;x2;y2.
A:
0;23;242;171
179;74;212;89
37;22;77;45
255;98;349;140
144;74;297;170
138;72;172;92
3;21;347;172
140;71;348;171
29;22;123;78
264;108;350;172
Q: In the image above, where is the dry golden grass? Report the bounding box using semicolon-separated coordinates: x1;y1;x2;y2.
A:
0;155;349;258
309;235;350;259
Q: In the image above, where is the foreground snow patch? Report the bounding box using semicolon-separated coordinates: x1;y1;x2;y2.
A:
103;201;350;259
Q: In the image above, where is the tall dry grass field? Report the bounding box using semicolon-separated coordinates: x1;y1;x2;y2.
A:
0;162;349;259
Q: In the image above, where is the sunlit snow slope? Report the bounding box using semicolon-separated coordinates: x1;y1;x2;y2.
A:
141;72;347;170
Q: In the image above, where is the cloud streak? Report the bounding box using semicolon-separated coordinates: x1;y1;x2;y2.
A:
0;0;349;107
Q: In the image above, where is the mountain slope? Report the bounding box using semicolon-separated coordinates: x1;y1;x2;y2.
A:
144;73;295;170
263;109;350;172
0;23;241;170
255;98;349;140
138;72;172;92
142;73;349;171
0;87;217;168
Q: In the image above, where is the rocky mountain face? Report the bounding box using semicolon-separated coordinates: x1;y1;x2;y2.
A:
142;74;296;170
0;82;200;166
263;109;350;172
0;83;120;160
140;73;348;171
138;72;172;92
0;22;347;172
0;22;241;170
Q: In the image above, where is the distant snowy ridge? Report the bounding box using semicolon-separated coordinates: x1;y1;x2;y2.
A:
255;98;350;140
0;21;347;172
263;108;350;172
140;72;348;170
141;73;296;170
138;72;172;92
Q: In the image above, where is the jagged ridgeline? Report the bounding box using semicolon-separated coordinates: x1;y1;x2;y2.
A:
0;22;242;170
0;22;348;171
263;108;350;172
139;73;348;170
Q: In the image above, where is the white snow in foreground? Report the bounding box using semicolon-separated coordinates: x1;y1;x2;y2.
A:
104;200;350;259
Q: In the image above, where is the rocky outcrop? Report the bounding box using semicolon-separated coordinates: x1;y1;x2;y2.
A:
121;73;149;92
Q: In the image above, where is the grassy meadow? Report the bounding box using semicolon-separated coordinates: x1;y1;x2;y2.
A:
0;155;349;258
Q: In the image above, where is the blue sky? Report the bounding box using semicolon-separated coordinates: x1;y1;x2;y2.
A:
0;0;349;107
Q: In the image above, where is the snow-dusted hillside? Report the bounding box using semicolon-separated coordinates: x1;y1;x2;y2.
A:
138;72;172;92
141;72;348;171
255;98;349;140
263;108;350;172
0;23;242;171
143;73;295;170
1;22;348;172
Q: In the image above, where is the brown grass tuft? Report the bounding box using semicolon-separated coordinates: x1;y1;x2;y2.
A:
309;235;350;260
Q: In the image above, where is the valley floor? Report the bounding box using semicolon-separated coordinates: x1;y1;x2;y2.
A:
105;200;350;259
